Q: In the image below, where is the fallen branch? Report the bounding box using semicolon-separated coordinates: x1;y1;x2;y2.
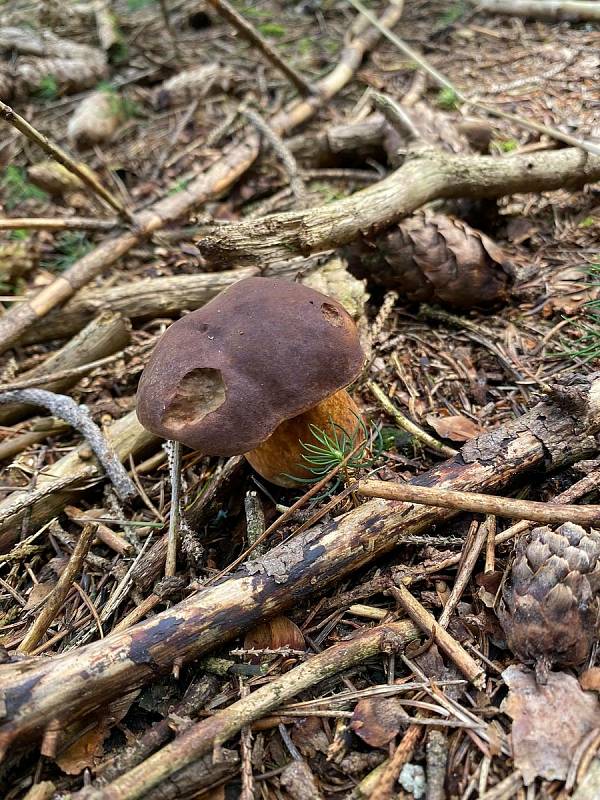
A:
197;145;600;266
0;1;404;354
0;217;119;231
75;621;419;800
0;389;136;501
1;372;598;755
357;479;600;526
473;0;600;21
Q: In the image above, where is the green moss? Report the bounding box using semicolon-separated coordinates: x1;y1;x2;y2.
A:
436;88;460;110
2;166;48;209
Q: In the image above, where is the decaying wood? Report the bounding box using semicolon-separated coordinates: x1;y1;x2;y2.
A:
17;269;258;345
1;372;599;756
473;0;600;21
0;1;404;355
197;146;600;267
0;311;131;424
75;621;419;800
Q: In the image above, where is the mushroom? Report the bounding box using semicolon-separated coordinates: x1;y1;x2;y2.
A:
136;277;365;487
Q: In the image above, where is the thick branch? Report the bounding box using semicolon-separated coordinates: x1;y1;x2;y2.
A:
1;372;599;754
197;146;600;267
473;0;600;21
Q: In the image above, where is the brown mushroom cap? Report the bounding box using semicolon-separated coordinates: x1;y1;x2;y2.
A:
136;277;364;455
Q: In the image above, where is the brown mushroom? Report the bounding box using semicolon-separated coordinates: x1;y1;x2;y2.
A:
136;277;365;487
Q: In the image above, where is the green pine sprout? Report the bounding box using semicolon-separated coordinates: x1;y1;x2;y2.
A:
557;261;600;362
281;414;383;496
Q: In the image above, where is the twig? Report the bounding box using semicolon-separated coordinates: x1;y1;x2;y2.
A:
18;523;96;653
484;514;496;573
72;621;419;800
0;469;97;527
0;100;133;219
495;467;600;545
370;90;420;140
389;583;485;688
357;478;600;527
165;440;182;577
0;352;124;392
472;0;600;22
0;389;136;501
0;217;119;231
244;107;309;206
206;0;316;96
244;491;267;556
0;419;69;463
347;0;600;157
370;724;422;800
438;520;488;628
157;0;181;58
426;729;448;800
240;681;254;800
368;381;457;458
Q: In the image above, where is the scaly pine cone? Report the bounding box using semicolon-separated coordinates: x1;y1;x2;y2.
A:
499;523;600;683
343;212;513;309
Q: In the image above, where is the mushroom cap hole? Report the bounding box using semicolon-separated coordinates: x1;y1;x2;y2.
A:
162;368;226;433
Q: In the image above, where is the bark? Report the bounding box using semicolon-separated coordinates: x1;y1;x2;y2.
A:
473;0;600;21
197;146;600;267
0;1;404;355
0;311;131;424
1;372;599;756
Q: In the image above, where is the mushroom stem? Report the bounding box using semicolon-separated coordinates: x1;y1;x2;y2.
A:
245;389;365;488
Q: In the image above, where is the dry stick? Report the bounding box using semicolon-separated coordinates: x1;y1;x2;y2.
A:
206;0;316;96
197;145;600;267
0;217;119;231
495;467;600;545
1;375;597;750
0;389;136;502
370;724;422;800
74;620;418;800
347;0;600;157
357;479;600;527
0;100;132;218
368;381;457;458
426;729;448;800
437;520;488;628
473;0;600;21
0;352;124;393
389;584;485;688
484;514;496;573
244;107;309;205
0;0;404;355
0;418;69;462
18;523;97;653
165;440;182;577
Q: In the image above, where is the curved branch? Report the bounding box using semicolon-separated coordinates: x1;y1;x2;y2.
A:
197;146;600;266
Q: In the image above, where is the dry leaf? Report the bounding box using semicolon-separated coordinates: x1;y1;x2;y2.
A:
56;690;138;774
24;581;54;610
243;615;306;665
350;696;409;748
502;666;600;786
426;414;482;442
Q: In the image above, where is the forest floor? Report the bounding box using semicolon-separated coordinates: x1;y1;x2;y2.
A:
1;1;600;798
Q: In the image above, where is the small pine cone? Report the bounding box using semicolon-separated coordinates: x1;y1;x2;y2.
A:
499;523;600;682
343;212;513;309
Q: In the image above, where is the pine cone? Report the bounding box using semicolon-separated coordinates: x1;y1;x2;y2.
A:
343;212;513;309
499;523;600;682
